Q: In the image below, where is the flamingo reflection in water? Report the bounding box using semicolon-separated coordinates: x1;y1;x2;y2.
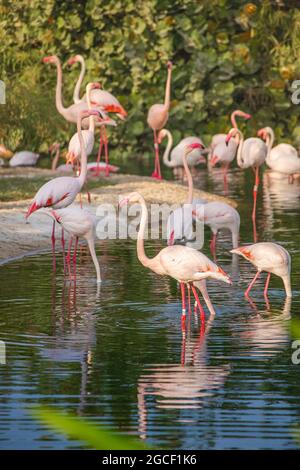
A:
137;316;230;440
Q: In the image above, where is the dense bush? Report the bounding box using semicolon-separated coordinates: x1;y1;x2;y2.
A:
0;0;300;160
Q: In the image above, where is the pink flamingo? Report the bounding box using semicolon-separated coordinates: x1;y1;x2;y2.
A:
225;128;267;241
67;54;127;176
209;110;251;190
42;206;101;283
26;110;99;269
231;242;292;298
147;61;172;180
158;129;206;169
167;144;240;258
119;192;231;326
258;126;300;182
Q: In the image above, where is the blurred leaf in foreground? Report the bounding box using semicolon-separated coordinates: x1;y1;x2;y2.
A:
32;407;149;450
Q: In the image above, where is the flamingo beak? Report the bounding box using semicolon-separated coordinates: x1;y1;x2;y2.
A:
245;113;252;120
67;57;76;65
167;60;172;69
42;56;53;63
167;230;175;246
211;154;219;167
225;134;232;146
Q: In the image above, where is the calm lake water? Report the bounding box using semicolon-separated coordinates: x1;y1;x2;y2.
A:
0;162;300;449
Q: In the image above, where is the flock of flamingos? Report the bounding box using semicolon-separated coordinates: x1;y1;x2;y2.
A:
1;55;300;326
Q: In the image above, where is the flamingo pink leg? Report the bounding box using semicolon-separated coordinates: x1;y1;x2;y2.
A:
103;127;110;177
187;283;192;315
180;282;186;328
96;128;104;175
210;232;217;257
51;220;56;272
191;284;205;323
61;228;66;274
72;236;79;280
264;272;271;298
66;236;73;277
152;130;162;180
245;270;260;297
252;166;259;217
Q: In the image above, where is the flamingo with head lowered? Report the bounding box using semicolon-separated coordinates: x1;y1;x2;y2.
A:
119;192;232;327
158;129;206;169
225;128;268;241
40;206;101;283
258;126;300;182
26;109;100;269
231;242;292;299
147;61;172;180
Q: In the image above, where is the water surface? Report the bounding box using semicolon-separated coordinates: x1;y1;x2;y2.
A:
0;165;300;449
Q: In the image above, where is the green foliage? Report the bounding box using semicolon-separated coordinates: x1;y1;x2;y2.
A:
0;0;300;160
32;406;149;449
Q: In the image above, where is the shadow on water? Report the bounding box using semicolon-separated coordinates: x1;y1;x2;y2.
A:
0;166;300;449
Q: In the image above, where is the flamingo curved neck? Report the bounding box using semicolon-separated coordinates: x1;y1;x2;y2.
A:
164;67;172;110
236;130;245;168
162;130;174;167
54;59;67;117
77;115;88;187
87;235;101;282
73;56;86;104
231;110;239;128
51;147;60;171
86;84;95;133
182;150;194;204
283;274;292;298
137;197;153;269
264;127;275;162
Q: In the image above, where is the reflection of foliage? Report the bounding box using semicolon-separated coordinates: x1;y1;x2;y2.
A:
32;407;149;449
0;1;300;158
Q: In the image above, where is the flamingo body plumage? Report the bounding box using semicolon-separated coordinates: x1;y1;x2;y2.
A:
231;242;292;298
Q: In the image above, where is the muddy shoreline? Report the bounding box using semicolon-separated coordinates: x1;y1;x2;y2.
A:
0;170;237;262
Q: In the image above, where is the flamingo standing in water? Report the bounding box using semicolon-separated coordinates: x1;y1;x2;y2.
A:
119;192;231;326
231;242;292;298
41;206;101;283
26;110;100;269
67;54;127;176
225;128;267;241
167;144;240;257
209;110;251;190
258;126;300;181
147;61;172;179
158;128;206;169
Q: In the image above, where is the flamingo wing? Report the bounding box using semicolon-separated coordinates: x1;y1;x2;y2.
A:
26;176;79;217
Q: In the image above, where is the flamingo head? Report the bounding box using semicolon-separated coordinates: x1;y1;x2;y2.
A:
118;191;141;209
210;154;219;167
213;265;232;285
67;54;83;65
257;128;268;141
167;60;173;70
234;110;252;120
225;128;237;146
89;82;101;90
157;129;168;144
185;142;205;157
42;55;58;64
49;143;60;154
